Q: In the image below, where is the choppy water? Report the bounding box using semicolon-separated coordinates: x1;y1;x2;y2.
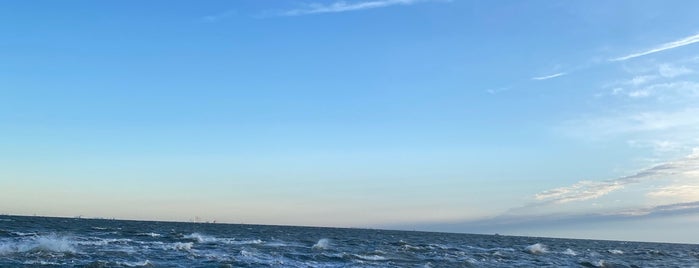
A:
1;215;697;267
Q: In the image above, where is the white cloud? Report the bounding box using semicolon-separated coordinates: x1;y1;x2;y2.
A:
531;72;566;81
201;10;237;22
659;64;693;78
627;140;681;152
278;0;440;16
563;108;699;139
627;89;650;98
610;33;699;61
648;185;699;202
533;150;699;205
534;181;623;204
486;87;510;95
627;75;657;86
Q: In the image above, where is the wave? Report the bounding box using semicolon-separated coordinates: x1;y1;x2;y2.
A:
608;249;624;255
232;239;263;245
117;260;154;267
562;248;577;256
312;238;331;250
169;242;193;251
77;237;133;246
23;260;62;265
11;232;37;237
137;232;162;238
353;254;388;261
580;260;607;268
184;233;218;243
183;233;263;246
0;235;76;255
524;243;548;254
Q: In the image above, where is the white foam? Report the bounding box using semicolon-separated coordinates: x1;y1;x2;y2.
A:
12;232;37;237
23;260;62;265
608;249;624;255
354;254;387;261
233;239;263;245
312;238;331;250
562;248;577;256
169;242;193;251
78;238;132;246
0;235;77;254
137;232;162;237
401;244;423;251
240;249;255;257
184;233;218;243
117;260;153;267
525;243;548;254
0;242;14;255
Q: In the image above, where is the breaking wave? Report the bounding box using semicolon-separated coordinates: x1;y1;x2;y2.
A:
0;235;76;254
312;238;331;250
525;243;548;254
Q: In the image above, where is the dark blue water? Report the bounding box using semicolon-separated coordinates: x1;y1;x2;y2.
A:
1;215;697;267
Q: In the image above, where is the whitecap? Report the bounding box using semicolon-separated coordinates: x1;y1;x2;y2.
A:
168;242;193;251
0;235;77;254
563;248;577;256
231;239;263;245
354;254;388;261
117;260;154;267
23;260;62;265
608;249;623;255
28;235;77;253
137;232;162;238
78;238;132;246
312;238;331;250
12;232;37;237
0;242;15;255
404;245;424;251
184;233;218;243
525;243;548;254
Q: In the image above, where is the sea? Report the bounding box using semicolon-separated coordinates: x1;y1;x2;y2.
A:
0;215;697;267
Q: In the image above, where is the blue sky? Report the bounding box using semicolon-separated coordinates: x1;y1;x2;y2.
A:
2;0;699;243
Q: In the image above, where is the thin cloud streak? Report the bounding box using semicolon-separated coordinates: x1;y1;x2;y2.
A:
531;72;566;81
278;0;438;16
201;10;237;22
610;33;699;62
533;148;699;205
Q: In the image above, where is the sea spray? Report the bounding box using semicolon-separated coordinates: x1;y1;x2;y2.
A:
525;243;548;254
312;238;331;250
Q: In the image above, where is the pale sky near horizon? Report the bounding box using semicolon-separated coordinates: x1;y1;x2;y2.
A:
2;1;699;244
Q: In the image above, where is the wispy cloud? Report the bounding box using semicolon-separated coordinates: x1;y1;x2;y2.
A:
531;72;566;81
610;33;699;62
201;10;237;22
659;64;693;78
277;0;440;16
534;149;699;205
534;180;624;204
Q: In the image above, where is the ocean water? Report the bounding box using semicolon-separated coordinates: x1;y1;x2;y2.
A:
0;216;697;267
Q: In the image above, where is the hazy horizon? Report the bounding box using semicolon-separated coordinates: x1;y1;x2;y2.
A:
3;0;699;244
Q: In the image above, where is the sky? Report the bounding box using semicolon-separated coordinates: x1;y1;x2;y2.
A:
2;0;699;244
